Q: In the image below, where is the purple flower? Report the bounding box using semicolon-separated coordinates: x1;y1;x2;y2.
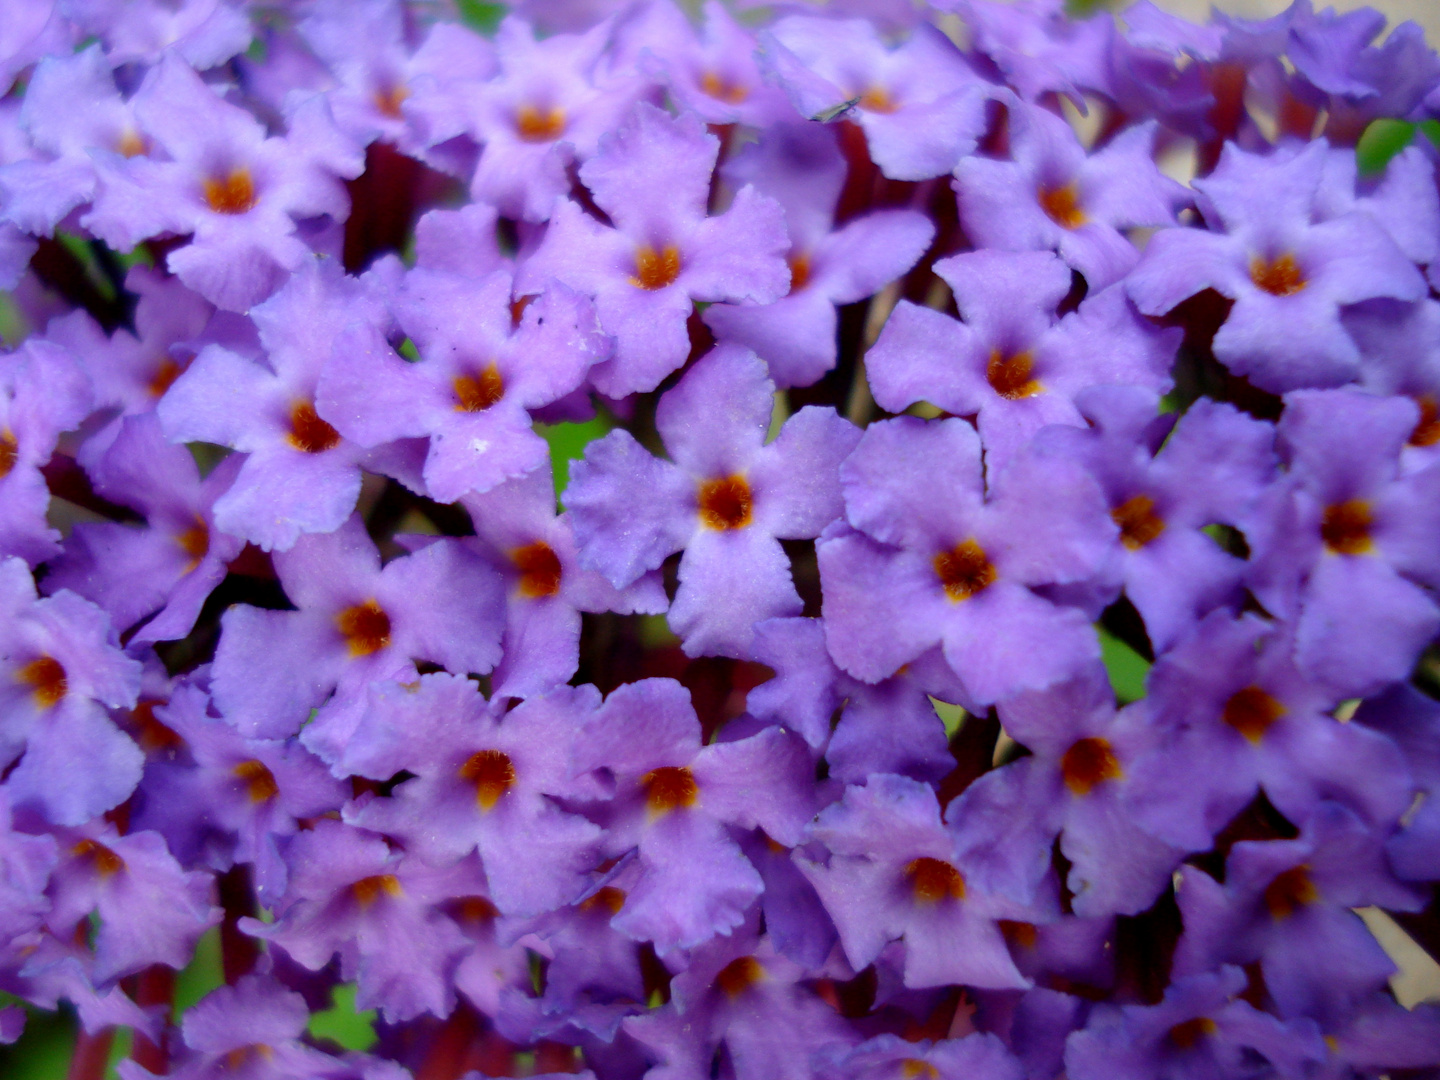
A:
1247;388;1440;698
463;16;648;222
567;343;859;658
949;667;1185;917
297;0;496;161
45;412;244;644
814;1032;1024;1080
240;818;484;1023
63;0;251;69
0;557;143;826
819;416;1110;704
156;258;398;552
130;678;346;906
625;922;854;1080
954;101;1187;289
83;54;362;311
1123;610;1414;854
1064;966;1327;1080
702;122;935;388
0;338;92;566
747;616;961;786
572;678;816;954
760;15;988;180
1128;140;1426;393
45;823;220;986
319;267;608;503
210;513;505;746
796;773;1039;990
519;104;790;397
125;974;355;1080
458;462;667;701
0;44;145;236
344;676;607;916
1172;801;1423;1029
865;250;1177;475
641;1;794;128
1028;386;1276;652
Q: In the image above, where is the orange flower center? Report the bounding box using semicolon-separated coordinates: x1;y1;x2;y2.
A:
901;1062;940;1080
287;401;341;454
204;168;256;215
512;541;563;598
18;656;67;709
580;886;627;915
1168;1016;1217;1048
117;129;148;158
1111;494;1166;550
0;430;17;477
788;253;811;294
1411;395;1440;447
643;766;698;815
986;350;1042;400
1263;865;1318;919
454;364;505;412
352;874;403;907
516;104;566;142
224;1046;274;1069
148;357;185;398
1061;737;1123;795
459;749;516;810
234;759;279;803
374;83;409;119
1249;253;1306;296
1039;182;1087;229
999;920;1038;948
697;475;753;530
457;895;499;923
72;839;125;877
1320;499;1373;555
128;700;183;752
700;71;748;103
859;86;896;113
714;955;765;997
336;600;392;657
934;540;996;601
632;245;682;291
1222;686;1285;744
177;518;210;569
905;857;966;903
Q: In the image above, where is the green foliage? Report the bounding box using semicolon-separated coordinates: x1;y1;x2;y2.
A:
931;699;968;740
1356;118;1419;176
456;0;506;34
539;414;614;502
308;983;378;1052
0;1001;73;1080
1098;626;1150;703
173;927;224;1021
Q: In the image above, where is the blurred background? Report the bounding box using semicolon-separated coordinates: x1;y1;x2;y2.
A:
1145;0;1439;40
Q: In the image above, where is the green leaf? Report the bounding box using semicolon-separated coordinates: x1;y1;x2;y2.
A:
0;1006;74;1080
1356;118;1417;176
930;698;968;740
105;1027;132;1078
455;0;506;34
308;984;377;1052
538;415;613;502
1098;626;1150;703
173;926;224;1021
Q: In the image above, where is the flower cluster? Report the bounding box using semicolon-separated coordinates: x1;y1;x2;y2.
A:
2;0;1440;1078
